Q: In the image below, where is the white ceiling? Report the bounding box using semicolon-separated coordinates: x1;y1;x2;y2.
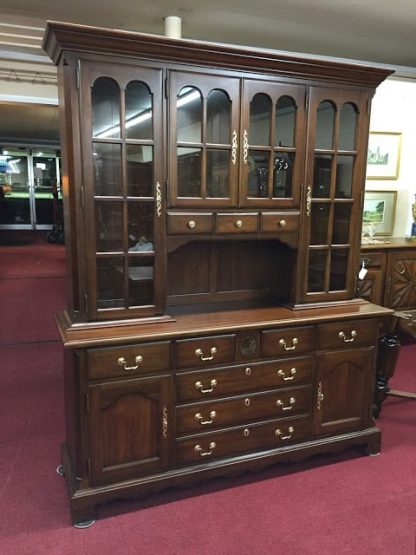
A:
0;0;416;68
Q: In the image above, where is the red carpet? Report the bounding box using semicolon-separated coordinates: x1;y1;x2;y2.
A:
0;233;415;554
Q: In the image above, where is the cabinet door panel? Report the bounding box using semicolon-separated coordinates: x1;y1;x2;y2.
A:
385;250;416;309
88;375;172;485
313;349;374;436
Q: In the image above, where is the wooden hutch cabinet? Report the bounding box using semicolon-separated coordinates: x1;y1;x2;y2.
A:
44;21;393;526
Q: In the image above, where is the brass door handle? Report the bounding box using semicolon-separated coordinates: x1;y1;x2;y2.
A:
231;129;238;165
275;426;294;440
317;381;324;409
338;330;357;343
195;346;217;361
194;442;216;457
117;355;143;371
195;379;217;393
277;367;297;381
194;410;217;425
276;397;296;411
279;337;299;351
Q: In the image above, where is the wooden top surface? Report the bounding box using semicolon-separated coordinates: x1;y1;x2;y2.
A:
361;237;416;250
57;301;393;348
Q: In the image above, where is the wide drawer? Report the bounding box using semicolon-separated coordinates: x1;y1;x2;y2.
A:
360;251;384;268
216;213;258;234
176;356;313;402
316;319;380;350
176;385;311;435
176;415;310;465
86;341;171;380
167;212;214;235
260;211;300;233
175;334;236;369
261;326;315;357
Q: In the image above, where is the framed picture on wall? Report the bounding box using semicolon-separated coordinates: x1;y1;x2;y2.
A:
366;132;402;180
362;190;397;235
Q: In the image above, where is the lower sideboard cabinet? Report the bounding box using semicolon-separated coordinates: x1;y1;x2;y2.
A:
59;309;389;526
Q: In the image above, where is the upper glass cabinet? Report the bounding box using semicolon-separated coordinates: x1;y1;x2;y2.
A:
80;62;164;320
301;87;368;303
240;81;306;208
169;71;240;207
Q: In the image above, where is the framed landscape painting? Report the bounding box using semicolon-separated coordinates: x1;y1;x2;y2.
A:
366;132;402;180
362;190;397;235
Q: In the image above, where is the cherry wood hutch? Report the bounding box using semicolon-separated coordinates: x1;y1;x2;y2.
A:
43;21;393;525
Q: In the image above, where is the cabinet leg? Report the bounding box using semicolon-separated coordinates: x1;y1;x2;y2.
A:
364;431;381;456
374;333;401;417
70;505;97;528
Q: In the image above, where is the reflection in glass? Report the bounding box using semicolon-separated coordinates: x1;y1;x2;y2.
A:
33;157;58;225
95;201;123;252
207;150;230;198
128;202;154;251
93;143;122;196
335;156;354;198
311;204;329;245
330;249;348;290
177;86;202;143
247;150;269;197
273;152;294;198
92;77;120;139
0;154;30;224
207;90;231;144
313;155;332;198
308;250;327;292
249;94;272;145
128;257;154;306
125;81;153;140
177;147;201;197
333;204;352;244
97;257;124;309
126;145;153;197
275;96;296;147
316;101;335;150
338;103;357;151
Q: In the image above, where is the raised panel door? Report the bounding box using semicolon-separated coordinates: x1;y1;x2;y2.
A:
385;250;416;309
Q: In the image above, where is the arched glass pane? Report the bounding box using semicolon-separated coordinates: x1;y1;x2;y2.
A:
275;96;296;147
177;86;202;143
125;81;153;140
92;77;120;139
338;103;358;151
206;89;231;144
316;101;335;150
249;93;272;145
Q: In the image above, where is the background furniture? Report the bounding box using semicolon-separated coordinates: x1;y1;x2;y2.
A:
44;21;392;526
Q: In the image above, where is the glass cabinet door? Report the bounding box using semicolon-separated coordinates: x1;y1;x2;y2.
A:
80;61;164;320
301;87;369;303
240;80;306;207
168;71;240;207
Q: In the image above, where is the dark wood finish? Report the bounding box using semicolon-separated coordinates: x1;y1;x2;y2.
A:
384;250;416;310
44;21;393;526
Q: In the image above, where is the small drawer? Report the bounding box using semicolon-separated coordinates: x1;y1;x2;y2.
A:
86;341;171;380
261;327;315;358
176;385;312;435
261;212;300;233
167;212;213;235
316;319;380;350
360;252;383;268
175;334;236;369
176;356;313;402
176;415;310;465
216;213;258;234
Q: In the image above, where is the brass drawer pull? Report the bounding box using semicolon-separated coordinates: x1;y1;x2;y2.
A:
276;397;296;411
187;220;196;229
275;426;294;440
338;330;357;343
195;346;217;361
245;367;252;376
277;367;297;381
279;219;287;228
194;442;216;457
194;410;217;425
279;337;299;351
117;355;144;371
195;379;217;393
235;219;243;229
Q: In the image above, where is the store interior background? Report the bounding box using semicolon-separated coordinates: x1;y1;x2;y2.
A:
1;3;416;235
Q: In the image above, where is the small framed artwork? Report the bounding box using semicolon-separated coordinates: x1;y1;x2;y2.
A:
362;190;397;235
366;132;402;180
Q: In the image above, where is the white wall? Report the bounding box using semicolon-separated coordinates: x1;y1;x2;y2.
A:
367;78;416;237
